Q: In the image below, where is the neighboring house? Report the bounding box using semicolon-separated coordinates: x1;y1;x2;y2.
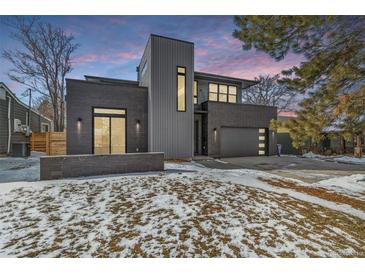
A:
277;111;365;155
0;82;53;155
66;34;277;159
322;126;365;155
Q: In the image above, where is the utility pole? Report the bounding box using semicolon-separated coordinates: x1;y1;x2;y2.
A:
27;88;32;135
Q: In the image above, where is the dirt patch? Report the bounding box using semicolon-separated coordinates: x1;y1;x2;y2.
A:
259;177;365;211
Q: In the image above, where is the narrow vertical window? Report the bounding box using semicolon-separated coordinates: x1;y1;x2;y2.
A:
194;80;198;104
177;66;186;112
209;83;218;101
228;86;237;103
219;85;228;102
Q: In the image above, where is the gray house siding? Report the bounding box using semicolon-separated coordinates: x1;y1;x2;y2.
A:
138;37;151;88
203;101;277;157
66;79;148;155
0;96;9;153
0;83;52;154
149;35;194;159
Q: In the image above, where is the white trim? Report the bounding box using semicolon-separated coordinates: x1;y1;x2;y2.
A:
41;122;50;132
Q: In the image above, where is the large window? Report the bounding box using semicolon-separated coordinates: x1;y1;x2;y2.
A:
194;81;198;104
93;108;126;155
209;83;238;103
177;66;186;112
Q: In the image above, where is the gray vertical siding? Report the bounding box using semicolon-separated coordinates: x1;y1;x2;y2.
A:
0;85;52;154
138;37;152;151
149;35;194;159
0;96;9;153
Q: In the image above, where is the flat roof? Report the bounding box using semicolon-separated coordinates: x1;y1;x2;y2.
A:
84;75;139;86
150;34;194;45
194;71;258;86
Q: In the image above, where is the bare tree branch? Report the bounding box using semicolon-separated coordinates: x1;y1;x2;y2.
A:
242;74;298;111
1;16;79;131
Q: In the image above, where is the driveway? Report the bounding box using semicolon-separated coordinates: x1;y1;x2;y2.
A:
196;155;365;183
0;152;43;183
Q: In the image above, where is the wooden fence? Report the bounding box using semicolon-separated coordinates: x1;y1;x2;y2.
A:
30;132;66;156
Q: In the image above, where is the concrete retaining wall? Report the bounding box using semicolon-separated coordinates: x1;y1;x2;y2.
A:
40;152;164;180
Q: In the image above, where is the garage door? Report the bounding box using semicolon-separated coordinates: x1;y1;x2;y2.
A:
220;127;261;157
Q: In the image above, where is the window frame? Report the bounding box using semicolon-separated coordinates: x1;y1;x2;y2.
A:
177;66;187;112
194;80;198;104
228;86;237;103
208;83;219;102
92;107;127;154
209;82;238;103
218;84;228;102
41;122;49;133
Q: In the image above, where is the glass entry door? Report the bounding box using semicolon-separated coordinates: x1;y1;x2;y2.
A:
93;108;126;154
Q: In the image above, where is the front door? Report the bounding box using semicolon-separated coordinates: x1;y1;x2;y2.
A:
93;108;126;154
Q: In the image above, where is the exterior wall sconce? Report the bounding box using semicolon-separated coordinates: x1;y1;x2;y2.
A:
136;119;140;131
77;118;82;133
213;128;217;143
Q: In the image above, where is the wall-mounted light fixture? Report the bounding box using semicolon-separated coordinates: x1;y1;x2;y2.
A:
136;119;140;133
77;117;82;131
213;128;217;143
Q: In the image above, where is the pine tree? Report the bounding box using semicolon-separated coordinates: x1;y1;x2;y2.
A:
234;16;365;156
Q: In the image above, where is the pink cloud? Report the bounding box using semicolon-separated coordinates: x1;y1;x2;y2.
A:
195;48;208;57
116;51;139;60
72;50;140;65
72;54;100;63
195;51;304;80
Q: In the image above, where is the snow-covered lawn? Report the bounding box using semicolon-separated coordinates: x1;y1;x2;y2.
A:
303;152;365;165
0;162;364;258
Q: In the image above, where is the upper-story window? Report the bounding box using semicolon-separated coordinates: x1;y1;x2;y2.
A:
209;83;218;101
177;66;186;112
209;83;238;103
228;86;237;103
194;81;198;104
219;85;228;102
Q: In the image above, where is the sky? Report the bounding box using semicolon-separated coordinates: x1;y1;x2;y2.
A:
0;16;304;103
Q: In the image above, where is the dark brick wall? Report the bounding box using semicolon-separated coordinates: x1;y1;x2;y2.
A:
66;79;148;155
40;152;164;180
203;101;277;157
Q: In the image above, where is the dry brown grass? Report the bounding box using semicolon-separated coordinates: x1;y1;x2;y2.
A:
259;177;365;211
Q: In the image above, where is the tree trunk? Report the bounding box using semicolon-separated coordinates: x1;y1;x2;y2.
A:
354;134;362;158
53;104;59;132
341;137;346;154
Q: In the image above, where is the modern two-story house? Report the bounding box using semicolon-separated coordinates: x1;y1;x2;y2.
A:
66;34;277;159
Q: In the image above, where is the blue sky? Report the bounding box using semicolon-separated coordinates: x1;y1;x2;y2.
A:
0;16;304;102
